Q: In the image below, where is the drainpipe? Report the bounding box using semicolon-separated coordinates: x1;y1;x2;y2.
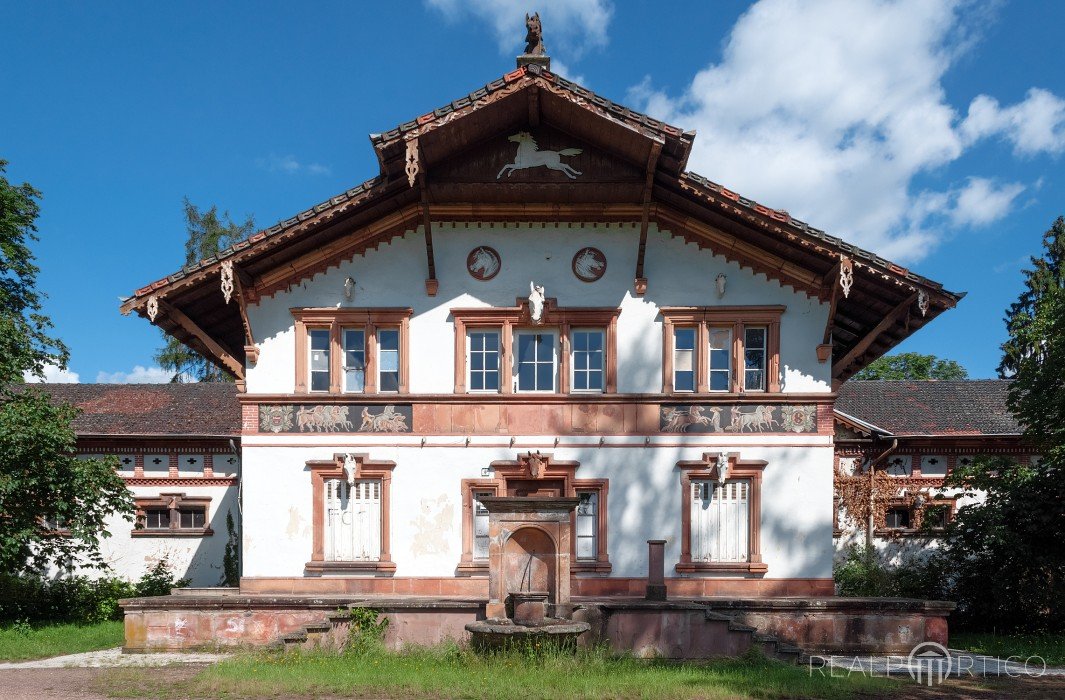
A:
863;438;898;548
229;438;243;583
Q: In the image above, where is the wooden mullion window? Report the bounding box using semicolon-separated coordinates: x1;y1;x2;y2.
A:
661;306;784;394
133;493;213;538
292;308;411;395
451;306;619;396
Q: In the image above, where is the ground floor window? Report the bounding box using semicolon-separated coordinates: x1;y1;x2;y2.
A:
676;453;767;575
307;455;395;574
132;493;212;537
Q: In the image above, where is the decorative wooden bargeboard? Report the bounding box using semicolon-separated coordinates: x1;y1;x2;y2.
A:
660;404;817;434
259;404;412;434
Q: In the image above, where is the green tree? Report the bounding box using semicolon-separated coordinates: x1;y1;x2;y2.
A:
153;198;255;382
938;216;1065;632
851;352;968;380
0;160;133;573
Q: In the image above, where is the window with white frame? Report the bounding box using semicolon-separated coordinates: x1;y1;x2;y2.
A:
690;479;749;562
468;331;501;392
575;491;598;560
472;490;493;560
377;329;400;393
708;327;732;392
342;329;366;393
571;329;604;392
673;327;696;392
324;479;382;562
308;329;331;392
743;327;767;391
515;331;557;392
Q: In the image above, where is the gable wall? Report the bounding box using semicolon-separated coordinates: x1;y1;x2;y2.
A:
245;223;831;394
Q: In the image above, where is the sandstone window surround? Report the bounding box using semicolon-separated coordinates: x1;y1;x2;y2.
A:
660;306;783;394
305;454;396;575
451;304;619;395
676;453;767;575
132;493;213;538
876;498;956;537
457;454;611;575
292;308;411;395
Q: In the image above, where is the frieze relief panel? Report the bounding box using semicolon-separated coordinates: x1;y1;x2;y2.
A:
659;404;818;434
258;404;412;434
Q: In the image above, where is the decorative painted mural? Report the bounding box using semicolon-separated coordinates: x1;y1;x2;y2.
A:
258;404;412;434
660;404;818;434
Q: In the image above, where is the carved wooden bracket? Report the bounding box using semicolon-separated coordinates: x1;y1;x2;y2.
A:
157;299;244;379
634;141;663;296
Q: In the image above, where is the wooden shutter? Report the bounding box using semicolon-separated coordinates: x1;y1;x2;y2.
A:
691;480;749;562
325;478;381;561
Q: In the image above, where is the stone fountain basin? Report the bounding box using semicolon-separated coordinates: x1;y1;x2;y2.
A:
465;617;590;652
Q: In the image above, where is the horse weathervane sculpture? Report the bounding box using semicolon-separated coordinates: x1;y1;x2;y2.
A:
518;12;550;70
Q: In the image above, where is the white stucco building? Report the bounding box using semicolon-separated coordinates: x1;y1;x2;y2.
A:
120;60;961;601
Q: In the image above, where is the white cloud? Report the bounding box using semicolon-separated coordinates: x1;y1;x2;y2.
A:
961;89;1065;155
256;153;331;176
948;177;1025;227
627;0;1065;262
95;366;173;384
23;362;80;383
426;0;612;57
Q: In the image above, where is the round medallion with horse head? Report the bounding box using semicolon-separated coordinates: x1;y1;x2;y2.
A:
466;246;502;281
572;247;607;282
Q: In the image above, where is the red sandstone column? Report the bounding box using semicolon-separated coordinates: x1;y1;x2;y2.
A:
646;539;667;601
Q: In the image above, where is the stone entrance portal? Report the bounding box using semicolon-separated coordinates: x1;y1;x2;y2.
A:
480;496;580;619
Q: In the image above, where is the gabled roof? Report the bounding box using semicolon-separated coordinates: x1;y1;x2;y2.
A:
835;380;1021;437
23;383;241;437
120;63;962;381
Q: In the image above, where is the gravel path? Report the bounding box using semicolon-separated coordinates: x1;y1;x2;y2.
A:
0;647;229;669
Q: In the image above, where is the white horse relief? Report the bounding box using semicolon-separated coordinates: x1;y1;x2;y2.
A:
574;249;604;279
497;132;583;179
468;247;500;278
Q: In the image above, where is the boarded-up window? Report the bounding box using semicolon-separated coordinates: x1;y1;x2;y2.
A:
691;480;749;562
324;479;381;562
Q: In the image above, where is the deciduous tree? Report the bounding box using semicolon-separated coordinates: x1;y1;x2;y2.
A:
851;352;968;380
0;160;133;573
940;216;1065;632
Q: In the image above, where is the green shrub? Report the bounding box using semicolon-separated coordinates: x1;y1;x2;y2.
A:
0;557;187;624
342;607;389;655
834;544;947;599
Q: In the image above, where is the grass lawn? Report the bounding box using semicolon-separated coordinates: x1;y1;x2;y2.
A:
0;620;125;661
102;645;898;699
951;632;1065;666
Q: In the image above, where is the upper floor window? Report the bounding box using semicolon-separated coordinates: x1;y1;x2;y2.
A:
343;329;366;393
292;308;411;395
673;328;696;392
571;329;604;392
515;331;557;392
661;307;783;394
468;331;500;392
452;305;619;395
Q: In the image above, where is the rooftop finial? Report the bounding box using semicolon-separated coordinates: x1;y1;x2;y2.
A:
518;12;550;71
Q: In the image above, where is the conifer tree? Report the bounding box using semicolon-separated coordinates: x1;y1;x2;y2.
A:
154;198;255;382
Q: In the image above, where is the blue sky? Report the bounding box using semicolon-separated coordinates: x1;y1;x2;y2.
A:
3;0;1063;383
